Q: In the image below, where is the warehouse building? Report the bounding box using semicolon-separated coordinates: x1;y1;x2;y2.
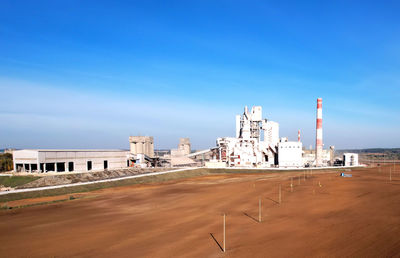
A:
13;149;129;173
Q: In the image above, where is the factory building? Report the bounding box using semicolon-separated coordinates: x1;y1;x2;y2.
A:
170;138;197;167
12;99;359;172
129;136;154;158
13;149;129;173
214;106;280;168
343;153;359;166
210;99;354;168
302;149;331;167
128;136;155;167
171;138;191;156
278;138;303;168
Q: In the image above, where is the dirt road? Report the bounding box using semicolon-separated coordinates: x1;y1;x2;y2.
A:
1;167;400;257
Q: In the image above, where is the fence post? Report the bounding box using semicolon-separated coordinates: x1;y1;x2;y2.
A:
291;177;293;192
223;213;226;252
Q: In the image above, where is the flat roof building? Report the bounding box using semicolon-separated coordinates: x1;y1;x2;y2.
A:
13;149;129;173
278;139;303;168
343;153;359;167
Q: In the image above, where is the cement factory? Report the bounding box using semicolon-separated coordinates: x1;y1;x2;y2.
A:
12;98;359;173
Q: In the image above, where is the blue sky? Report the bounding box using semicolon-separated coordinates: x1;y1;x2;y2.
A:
1;1;399;150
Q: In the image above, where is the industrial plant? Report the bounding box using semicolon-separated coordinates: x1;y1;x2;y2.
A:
204;98;344;168
12;98;359;173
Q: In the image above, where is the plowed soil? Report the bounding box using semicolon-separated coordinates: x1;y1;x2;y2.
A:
1;166;400;257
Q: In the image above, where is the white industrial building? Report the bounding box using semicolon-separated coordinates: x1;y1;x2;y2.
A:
278;138;303;168
343;153;359;166
13;149;129;173
210;104;345;169
302;149;332;167
214;106;280;168
213;105;306;168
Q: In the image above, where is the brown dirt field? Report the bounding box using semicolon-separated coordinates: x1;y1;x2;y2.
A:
1;166;400;257
4;192;95;207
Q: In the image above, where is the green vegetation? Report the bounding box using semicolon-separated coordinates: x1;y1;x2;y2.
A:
0;153;13;172
0;167;346;203
0;175;40;188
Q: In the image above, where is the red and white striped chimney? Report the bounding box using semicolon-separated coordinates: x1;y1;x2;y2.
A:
315;98;323;166
298;130;301;142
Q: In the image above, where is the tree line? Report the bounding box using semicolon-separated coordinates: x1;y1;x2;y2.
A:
0;153;13;172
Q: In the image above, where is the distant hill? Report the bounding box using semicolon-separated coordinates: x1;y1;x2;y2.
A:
337;148;400;154
336;148;400;161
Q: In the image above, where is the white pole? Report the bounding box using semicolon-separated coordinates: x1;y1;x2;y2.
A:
223;213;226;252
291;177;293;192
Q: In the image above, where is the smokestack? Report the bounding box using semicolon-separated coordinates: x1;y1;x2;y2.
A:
298;130;301;142
315;98;323;166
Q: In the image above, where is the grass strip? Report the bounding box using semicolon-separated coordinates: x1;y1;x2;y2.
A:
0;175;40;187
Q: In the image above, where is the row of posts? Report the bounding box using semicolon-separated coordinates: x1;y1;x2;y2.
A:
219;168;323;253
220;163;398;253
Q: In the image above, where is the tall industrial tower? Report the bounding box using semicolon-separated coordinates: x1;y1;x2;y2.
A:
315;98;323;166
